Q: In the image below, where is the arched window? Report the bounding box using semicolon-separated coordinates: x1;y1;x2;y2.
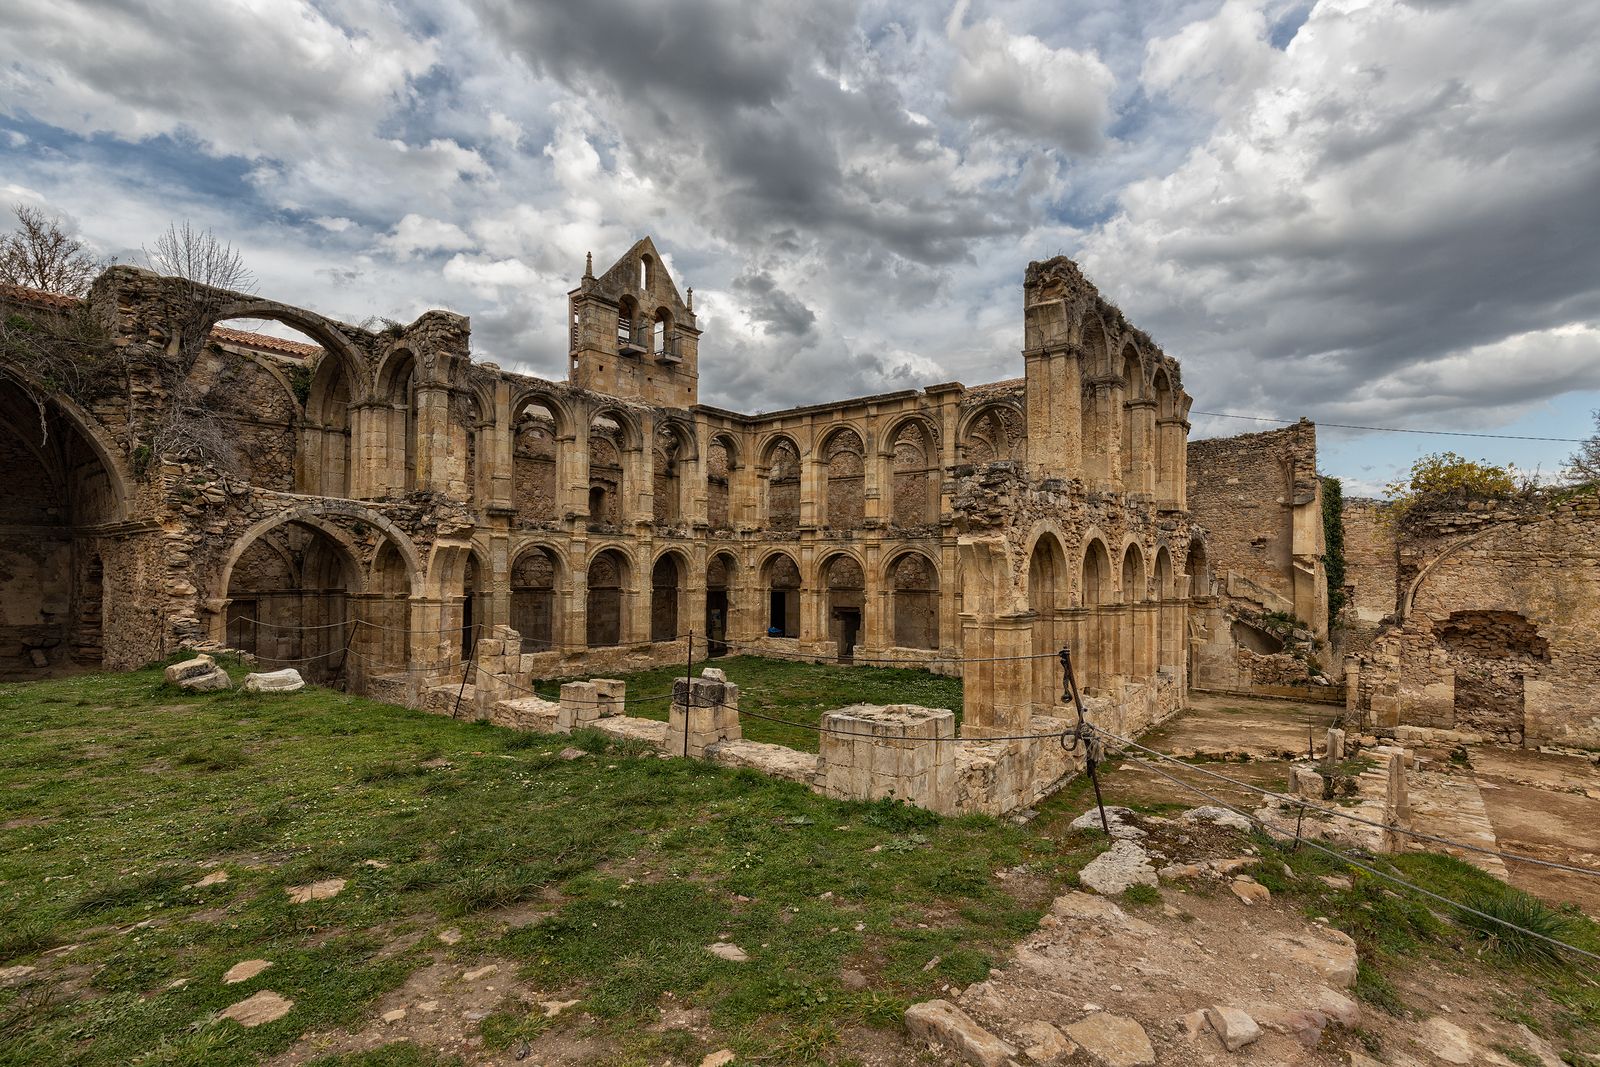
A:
513;398;560;526
707;436;734;529
588;414;625;526
652;308;672;357
1027;534;1067;707
890;420;938;528
617;296;638;347
961;404;1021;464
823;428;865;529
653;423;687;525
766;438;801;530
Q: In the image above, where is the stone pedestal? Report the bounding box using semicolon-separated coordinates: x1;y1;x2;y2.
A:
820;704;956;811
664;674;741;758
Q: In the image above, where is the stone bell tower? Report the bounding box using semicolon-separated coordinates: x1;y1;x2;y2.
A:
567;237;701;409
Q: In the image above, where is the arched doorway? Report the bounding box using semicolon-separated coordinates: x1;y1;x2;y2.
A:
588;414;626;527
0;379;121;676
376;350;418;496
1081;539;1113;691
764;553;800;637
1122;543;1146;677
653;423;690;525
1028;534;1067;708
823;554;865;661
707;436;735;530
889;552;940;650
512;397;561;526
586;549;629;647
706;552;736;656
889;420;938;529
822;429;866;529
225;519;356;683
764;437;800;530
510;545;561;651
651;553;683;642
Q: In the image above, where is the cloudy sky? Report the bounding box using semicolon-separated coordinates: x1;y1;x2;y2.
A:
4;0;1597;493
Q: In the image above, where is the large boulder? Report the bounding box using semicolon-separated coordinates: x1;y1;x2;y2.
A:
243;668;305;693
1079;840;1158;895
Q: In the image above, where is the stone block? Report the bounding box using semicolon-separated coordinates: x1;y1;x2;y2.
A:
1289;766;1324;799
904;1000;1016;1067
242;669;305;693
182;668;234;692
165;655;216;683
558;681;601;732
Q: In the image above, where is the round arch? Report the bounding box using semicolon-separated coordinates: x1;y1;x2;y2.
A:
886;549;941;651
0;359;134;520
209;298;369;401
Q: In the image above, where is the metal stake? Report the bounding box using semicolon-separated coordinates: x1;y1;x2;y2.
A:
683;629;693;759
453;620;479;720
1060;644;1110;836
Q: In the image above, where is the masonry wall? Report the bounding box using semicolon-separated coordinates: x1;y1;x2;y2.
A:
1350;493;1600;749
1342;498;1398;628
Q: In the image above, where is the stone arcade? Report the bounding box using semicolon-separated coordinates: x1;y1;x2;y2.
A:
1;241;1214;811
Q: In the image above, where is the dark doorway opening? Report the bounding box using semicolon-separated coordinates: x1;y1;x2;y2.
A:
706;590;728;657
834;608;860;663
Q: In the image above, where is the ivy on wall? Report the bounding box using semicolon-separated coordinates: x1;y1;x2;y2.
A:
1321;475;1346;629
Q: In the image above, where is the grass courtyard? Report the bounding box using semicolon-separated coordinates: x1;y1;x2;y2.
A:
1;657;1596;1065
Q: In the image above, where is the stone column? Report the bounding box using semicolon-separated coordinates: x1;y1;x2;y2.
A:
960;612;1035;736
1156;416;1188;509
664;674;741;758
1126;399;1157;498
1023;346;1082;480
412;383;452;494
487;379;514;511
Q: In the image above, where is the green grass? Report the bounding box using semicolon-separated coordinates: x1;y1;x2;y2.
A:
0;658;1065;1066
531;655;964;752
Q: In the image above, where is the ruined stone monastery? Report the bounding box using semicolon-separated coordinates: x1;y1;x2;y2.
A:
4;236;1593;807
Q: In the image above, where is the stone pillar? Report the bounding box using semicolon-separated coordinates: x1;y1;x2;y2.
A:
487;379;514;511
1382;752;1410;852
1023;347;1082;480
1156;416;1188;509
1325;727;1346;762
560;428;586;521
556;677;626;732
412;383;452;494
960;612;1035;736
470;624;520;720
1125;399;1157;498
664;674;741;758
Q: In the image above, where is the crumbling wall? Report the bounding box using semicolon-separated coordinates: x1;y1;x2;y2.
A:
1341;498;1398;630
1351;493;1600;748
1186;421;1326;635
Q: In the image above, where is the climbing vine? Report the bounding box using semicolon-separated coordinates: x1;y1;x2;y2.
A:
1321;475;1346;630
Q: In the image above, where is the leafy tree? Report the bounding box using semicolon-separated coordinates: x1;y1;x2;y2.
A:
1568;410;1600;485
0;205;106;296
1383;451;1519;522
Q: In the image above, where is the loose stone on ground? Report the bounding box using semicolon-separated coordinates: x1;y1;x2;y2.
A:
219;989;293;1027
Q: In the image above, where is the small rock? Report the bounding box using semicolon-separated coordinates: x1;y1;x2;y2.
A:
462;964;499;981
1079;841;1159;895
382;1008;407;1023
1318;875;1353;890
701;1051;736;1067
222;959;272;985
0;966;37;986
285;878;346;904
417;1000;440;1012
362;859;389;870
1158;863;1204;883
708;942;749;962
1178;1009;1209;1039
1064;1012;1155;1067
164;655;216;683
558;747;589;760
541;998;580;1017
220;989;293;1027
1249;1004;1325;1046
190;869;229;888
1204;1006;1262;1051
1014;1019;1076;1064
437;928;462;945
904;999;1017;1067
1312;986;1361;1028
1420;1017;1479;1065
1069;806;1145;839
1230;878;1270;906
700;668;728;683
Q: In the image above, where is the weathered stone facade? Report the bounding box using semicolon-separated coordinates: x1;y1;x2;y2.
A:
0;241;1200;796
1184;421;1331;696
1346;493;1600;749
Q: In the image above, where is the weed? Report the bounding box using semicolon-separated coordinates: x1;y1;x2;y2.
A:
1455;889;1578;966
1120;883;1160;907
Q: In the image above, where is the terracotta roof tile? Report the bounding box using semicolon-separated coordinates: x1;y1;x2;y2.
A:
0;282;82;311
208;325;322;359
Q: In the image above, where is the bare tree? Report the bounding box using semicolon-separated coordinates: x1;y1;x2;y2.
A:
141;221;257;476
0;205;106;296
143;220;254;294
1568;410;1600;485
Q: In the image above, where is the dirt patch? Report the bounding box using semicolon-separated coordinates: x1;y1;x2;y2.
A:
267;954;605;1066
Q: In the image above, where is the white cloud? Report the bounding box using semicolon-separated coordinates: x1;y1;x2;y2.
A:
379;214;475;260
945;0;1117;153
